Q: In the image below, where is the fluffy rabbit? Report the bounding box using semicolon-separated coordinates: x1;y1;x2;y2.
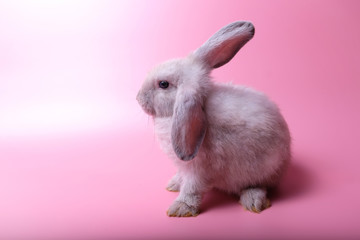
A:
136;21;291;217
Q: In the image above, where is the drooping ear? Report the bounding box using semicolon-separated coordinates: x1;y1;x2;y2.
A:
171;87;207;161
193;21;255;69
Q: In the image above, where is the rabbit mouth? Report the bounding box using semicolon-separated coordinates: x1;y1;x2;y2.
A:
141;105;156;116
137;99;155;116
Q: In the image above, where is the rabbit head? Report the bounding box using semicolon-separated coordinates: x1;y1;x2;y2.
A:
137;21;255;161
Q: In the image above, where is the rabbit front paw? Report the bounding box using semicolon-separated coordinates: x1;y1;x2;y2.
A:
166;182;180;192
166;174;181;192
167;201;199;217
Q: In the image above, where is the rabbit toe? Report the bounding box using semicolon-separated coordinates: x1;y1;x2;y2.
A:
167;201;199;217
166;174;181;192
166;182;180;192
240;188;271;213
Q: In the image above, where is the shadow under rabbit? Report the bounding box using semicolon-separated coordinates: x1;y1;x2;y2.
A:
199;158;314;214
269;157;315;202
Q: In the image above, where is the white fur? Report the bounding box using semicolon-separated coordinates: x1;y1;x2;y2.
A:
137;21;291;217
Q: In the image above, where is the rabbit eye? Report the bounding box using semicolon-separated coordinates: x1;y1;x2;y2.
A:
159;81;169;89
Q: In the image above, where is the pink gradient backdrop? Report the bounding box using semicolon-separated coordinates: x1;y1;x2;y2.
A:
1;0;360;239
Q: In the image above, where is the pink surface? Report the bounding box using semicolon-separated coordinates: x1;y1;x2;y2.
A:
1;1;360;239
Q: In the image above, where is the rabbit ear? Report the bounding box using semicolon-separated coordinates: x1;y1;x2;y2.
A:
193;21;255;69
171;87;207;161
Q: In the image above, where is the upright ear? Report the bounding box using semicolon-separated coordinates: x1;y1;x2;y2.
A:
171;87;207;161
193;21;255;69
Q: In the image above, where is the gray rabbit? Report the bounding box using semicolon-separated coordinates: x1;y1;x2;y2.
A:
137;21;291;217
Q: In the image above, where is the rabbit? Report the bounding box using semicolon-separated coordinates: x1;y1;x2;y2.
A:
136;21;291;217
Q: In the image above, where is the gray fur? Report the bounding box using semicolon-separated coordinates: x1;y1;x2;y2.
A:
136;21;291;217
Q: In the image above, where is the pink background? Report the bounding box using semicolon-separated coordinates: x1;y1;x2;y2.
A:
1;0;360;239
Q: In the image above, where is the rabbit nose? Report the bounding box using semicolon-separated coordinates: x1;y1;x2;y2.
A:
136;91;142;103
136;90;148;108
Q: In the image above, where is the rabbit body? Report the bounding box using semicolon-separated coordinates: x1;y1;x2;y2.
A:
155;82;290;192
137;21;291;217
